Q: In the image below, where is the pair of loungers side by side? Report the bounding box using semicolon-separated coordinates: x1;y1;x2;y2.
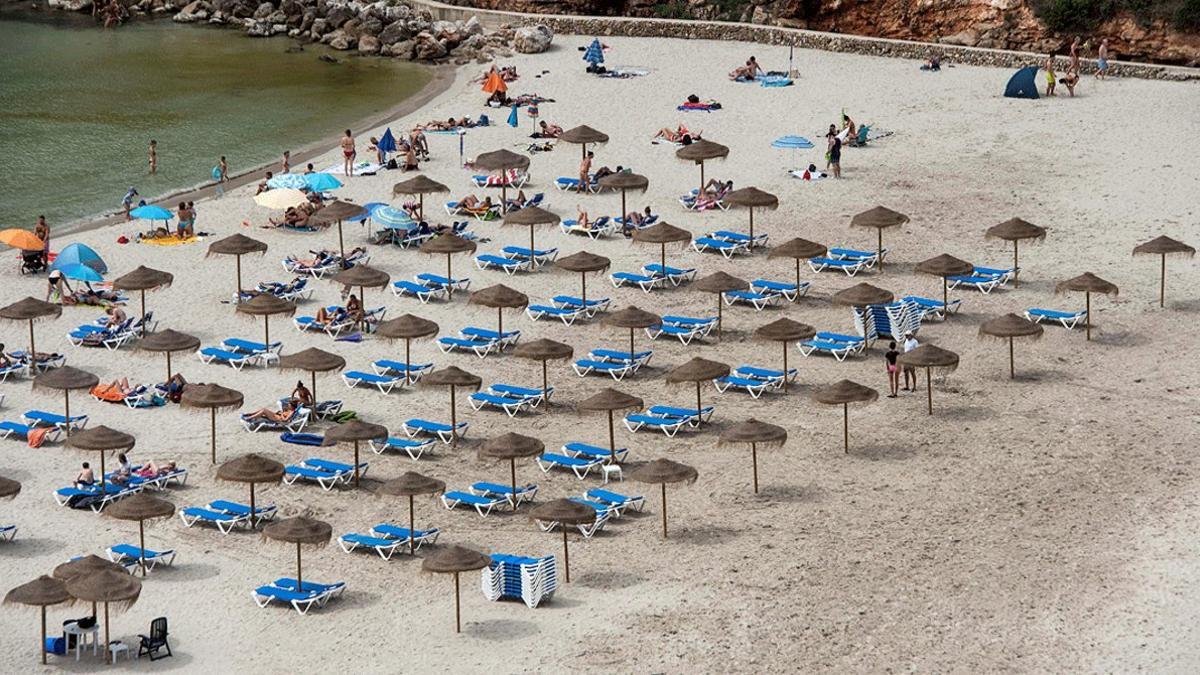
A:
624;405;714;437
724;279;811;310
338;524;441;559
714;365;798;398
610;264;697;292
475;246;558;275
198;338;283;370
526;296;610;324
180;500;277;533
341;360;433;394
283;458;369;491
437;326;521;358
469;384;552;417
392;273;471;303
572;348;653;381
252;578;345;615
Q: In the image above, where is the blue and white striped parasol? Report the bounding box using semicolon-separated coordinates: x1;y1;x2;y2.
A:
583;38;604;66
372;206;415;229
267;174;308;190
770;136;814;149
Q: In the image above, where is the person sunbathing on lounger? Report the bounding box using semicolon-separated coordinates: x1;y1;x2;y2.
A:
622;206;655;237
289;381;313;408
0;345;13;369
135;461;176;478
314;306;347;326
654;125;701;144
244;402;296;423
345;294;365;323
103;306;126;328
162;373;187;403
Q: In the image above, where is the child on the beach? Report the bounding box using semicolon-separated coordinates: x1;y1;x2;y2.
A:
1044;54;1057;96
281;150;291;174
218;156;228;183
148;140;157;174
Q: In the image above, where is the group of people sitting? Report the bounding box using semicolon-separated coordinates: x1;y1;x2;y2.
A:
729;56;765;80
574;205;654;237
313;294;365;326
268;195;326;230
74;454;177;489
241;381;313;424
653;124;702;144
533;121;563;139
46;270;124;307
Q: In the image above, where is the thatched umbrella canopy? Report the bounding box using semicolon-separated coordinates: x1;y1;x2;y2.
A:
985;217;1046;287
723;187;778;240
502;205;560;256
139;329;200;381
65;568;141;661
665;358;730;424
105;494;176;576
597;172;648;222
1133;236;1194;307
556;251;611;307
375;314;439;383
812;380;878;453
480;432;545;508
207;233;268;297
831;283;894;307
468;284;529;336
278;347;346;401
529;499;594;583
513;339;574;399
694;271;749;337
850;206;909;271
603;306;661;362
0;297;61;368
423;367;482;443
112;265;173;329
629;459;698;538
308;200;367;262
896;345;959;414
53;555;127;582
262;517;332;593
675;139;729;194
754;318;814;393
769;238;828;291
578;388;644;462
5;575;71;665
632;222;692;277
559;124;609;161
979;313;1043;379
234;293;296;346
67;425;135;496
719;419;786;493
422;546;491;633
323;421;388;487
33;367;98;439
473;149;531;210
420;234;477;299
393;175;449;220
331;263;391;301
1055;272;1119;341
216;453;285;528
0;476;20;499
180;384;244;463
914;254;974;314
377;472;446;555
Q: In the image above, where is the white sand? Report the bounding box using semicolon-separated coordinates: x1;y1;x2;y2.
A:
2;35;1200;672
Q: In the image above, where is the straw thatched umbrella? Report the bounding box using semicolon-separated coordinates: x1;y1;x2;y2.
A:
53;555;127;582
5;575;71;665
234;293;296;346
558;124;609;160
112;266;173;330
67;426;134;496
180;384;244;463
632;222;693;276
578;388;643;463
665;358;730;424
33;367;99;439
480;432;545;508
850;206;909;271
512;339;573;400
896;345;959;414
278;347;346;402
694;271;749;337
719;419;787;493
469;284;529;336
0;297;61;363
104;494;175;576
423;367;482;443
138;329;199;381
216;454;284;528
1133;236;1194;307
331;263;391;305
556;251;611;307
207;233;268;297
423;546;490;633
914;254;973;315
754;318;814;393
675;139;729;194
420;234;477;299
629;459;697;538
377;472;446;555
502;206;560;257
0;476;19;499
831;283;894;307
1055;272;1119;341
393;175;449;220
597;172;648;222
812;380;878;453
323;421;388;487
262;517;332;594
723;187;778;240
985;217;1046;287
375;314;439;383
473;149;531;210
308;200;367;262
529;499;593;583
768;238;827;293
979;313;1043;379
603;306;661;362
65;568;141;664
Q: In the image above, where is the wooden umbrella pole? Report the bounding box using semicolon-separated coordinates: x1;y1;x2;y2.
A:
311;371;318;402
699;161;705;196
1160;254;1166;307
1013;240;1020;288
580;273;587;305
628;328;635;360
449;386;458;444
264;316;270;346
166;352;172;382
41;605;47;665
64;391;72;440
794;258;801;290
1009;336;1015;379
497;307;503;336
748;207;755;240
210;409;217;464
695;381;703;421
140;289;147;329
296;543;303;591
782;342;790;393
607;411;617;462
510;459;518;510
236;255;243;297
661;484;668;538
353;441;360;487
249;482;256;528
926;369;933;415
660;243;666;277
99;448;106;496
942;278;949;317
1086;292;1092;341
337;222;345;262
716;294;723;338
28;319;35;362
446;255;453;299
877;230;884;272
751;443;758;493
843;403;849;453
562;527;570;583
405;339;413;384
454;573;462;633
104;603;110;666
408;495;416;555
529;226;535;257
620;190;627;227
542;361;549;400
139;520;146;577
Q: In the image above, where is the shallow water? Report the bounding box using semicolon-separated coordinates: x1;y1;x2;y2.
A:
0;11;430;228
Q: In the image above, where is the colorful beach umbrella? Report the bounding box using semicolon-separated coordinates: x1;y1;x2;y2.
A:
372;206;415;230
770;135;814;149
254;188;307;210
127;205;174;225
266;174;309;190
51;242;107;274
0;229;44;251
304;173;343;193
55;263;103;283
481;68;507;94
583;38;604;66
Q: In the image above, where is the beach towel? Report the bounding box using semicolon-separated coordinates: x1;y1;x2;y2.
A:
281;432;325;446
90;384;126;403
321;162;383;176
760;76;793;87
27;427;49;448
335;333;364;343
140;235;199;247
678;101;721;112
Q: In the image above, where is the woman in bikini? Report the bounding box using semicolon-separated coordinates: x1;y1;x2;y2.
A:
340;130;356;177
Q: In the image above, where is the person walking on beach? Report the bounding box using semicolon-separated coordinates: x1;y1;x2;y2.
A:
281;150;291;174
218;156;228;183
1096;38;1109;80
1044;54;1057;96
902;333;919;392
148;140;157;174
122;187;139;221
578;151;593;193
828;134;842;179
340;130;357;177
1069;37;1081;72
885;341;900;398
33;215;49;266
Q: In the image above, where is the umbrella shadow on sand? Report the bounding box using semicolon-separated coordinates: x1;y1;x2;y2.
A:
157;562;222;584
465;618;540;641
754;482;826;503
0;537;68;559
571;572;647;591
664;523;744;546
849;444;916;461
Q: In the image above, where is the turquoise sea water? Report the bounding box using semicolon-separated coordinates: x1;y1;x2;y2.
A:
0;11;430;228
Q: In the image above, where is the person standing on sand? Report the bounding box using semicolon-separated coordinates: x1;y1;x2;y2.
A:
281;150;291;174
902;333;919;392
148;140;157;174
885;341;900;398
1069;37;1081;72
340;130;356;177
578;151;593;193
828;134;842;179
1096;38;1109;80
34;216;50;265
122;187;139;221
1044;54;1057;96
218;156;228;183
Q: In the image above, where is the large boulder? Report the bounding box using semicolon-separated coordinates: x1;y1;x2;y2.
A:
328;30;357;51
462;15;482;36
173;0;210;22
358;16;384;36
245;18;272;36
310;17;328;36
384;39;415;59
378;20;410;45
251;1;273;19
513;25;552;54
413;31;447;60
358;35;381;55
324;4;353;28
48;0;93;11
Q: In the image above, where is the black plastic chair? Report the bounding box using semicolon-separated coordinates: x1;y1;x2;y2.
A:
137;617;171;661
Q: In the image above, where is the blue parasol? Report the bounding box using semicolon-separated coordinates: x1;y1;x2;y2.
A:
128;205;174;223
267;174;309;190
771;136;814;149
583;38;604;66
304;173;344;192
55;262;104;283
378;128;398;157
372;206;414;230
507;104;519;128
51;242;108;274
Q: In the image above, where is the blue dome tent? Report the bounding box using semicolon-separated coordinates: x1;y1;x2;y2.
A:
1004;66;1040;99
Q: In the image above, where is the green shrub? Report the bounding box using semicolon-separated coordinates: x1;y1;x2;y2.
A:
1177;0;1200;29
1032;0;1117;32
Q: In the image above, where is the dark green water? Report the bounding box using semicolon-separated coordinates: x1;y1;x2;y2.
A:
0;11;430;228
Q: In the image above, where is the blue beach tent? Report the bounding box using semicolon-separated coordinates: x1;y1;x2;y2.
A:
1004;67;1040;99
52;242;108;274
583;39;604;66
304;173;343;193
55;263;104;283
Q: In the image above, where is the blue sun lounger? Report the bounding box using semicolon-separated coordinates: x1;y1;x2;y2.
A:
711;230;770;248
475;254;532;275
441;490;506;517
437;336;500;358
471;482;538;508
392;280;448;303
590;349;653;367
469;392;533;417
645;322;712;345
526;304;588;325
809;256;869;276
751;278;809;301
553;295;610;316
554;176;599;192
107;544;176;571
209;500;276;523
224;338;281;358
0;421;61;443
336;533;408;559
611;271;666;292
829;248;884;266
369;436;437;460
489;384;551;406
561;216;615;238
734;365;796;385
642;264;697;285
198;347;258;370
798;336;862;361
502;246;558;266
22;410;88;432
724;289;783;310
563;441;628;463
283;460;357;491
572;358;637;380
342;370;404;393
623;413;690;437
415;273;471;292
692;236;749;258
461;327;520;346
713;375;775;398
1024;308;1087;329
567;497;619;519
251;585;326;615
947;273;1005;293
370;524;440;548
179;506;248;533
535;453;606;480
585;488;645;514
1;525;15;541
402;418;468;443
372;360;432;380
902;295;962;321
649;405;714;425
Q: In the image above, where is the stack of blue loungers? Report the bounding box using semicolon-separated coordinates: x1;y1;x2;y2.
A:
480;553;558;608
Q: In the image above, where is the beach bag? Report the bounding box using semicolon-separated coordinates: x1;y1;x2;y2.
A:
330;410;358;424
686;94;700;103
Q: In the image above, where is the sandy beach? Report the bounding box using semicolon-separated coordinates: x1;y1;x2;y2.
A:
2;34;1200;673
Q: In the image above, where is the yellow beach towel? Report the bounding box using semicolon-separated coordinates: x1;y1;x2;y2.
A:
140;235;198;246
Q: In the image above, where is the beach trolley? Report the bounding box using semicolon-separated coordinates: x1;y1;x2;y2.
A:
853;300;922;343
481;553;557;608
